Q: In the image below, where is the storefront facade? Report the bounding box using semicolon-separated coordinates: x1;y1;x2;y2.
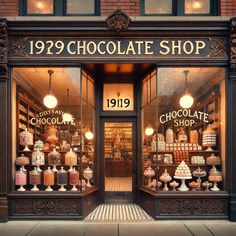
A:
0;13;236;222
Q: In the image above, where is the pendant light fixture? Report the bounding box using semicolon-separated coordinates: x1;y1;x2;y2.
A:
62;89;73;122
145;124;154;136
179;70;194;109
84;73;94;140
43;70;58;109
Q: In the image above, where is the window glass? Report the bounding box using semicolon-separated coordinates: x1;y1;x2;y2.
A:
144;0;172;14
12;67;95;192
27;0;54;14
185;0;210;14
67;0;95;15
142;67;226;192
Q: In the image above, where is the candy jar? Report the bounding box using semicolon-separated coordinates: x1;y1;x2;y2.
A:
19;128;33;151
65;148;77;172
48;148;61;172
57;167;68;191
202;181;213;191
170;181;179;191
30;167;41;191
69;167;80;191
193;167;206;189
190;130;198;144
44;167;54;191
15;154;29;171
83;166;93;187
32;149;45;172
47;126;58;148
34;140;44;151
159;169;172;191
143;166;155;188
166;128;174;143
15;168;27;191
202;125;216;151
208;166;222;191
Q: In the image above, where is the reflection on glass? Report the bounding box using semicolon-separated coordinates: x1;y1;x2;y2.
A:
185;0;210;14
27;0;54;14
105;122;132;192
145;0;172;14
67;0;95;14
141;67;226;193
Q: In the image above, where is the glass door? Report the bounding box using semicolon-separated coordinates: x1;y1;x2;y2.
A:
103;121;135;202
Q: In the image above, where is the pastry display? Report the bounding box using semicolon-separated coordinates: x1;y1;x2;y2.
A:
202;181;213;191
208;166;222;191
173;151;189;164
69;168;80;191
143;166;155;188
193;167;206;188
32;149;45;171
44;167;54;191
34;140;44;150
163;154;173;165
159;169;172;191
29;167;41;191
65;148;77;171
19;128;33;151
170;181;179;191
15;168;27;191
206;154;221;170
83;166;93;187
189;181;201;191
48;148;61;172
174;161;192;191
177;127;187;143
15;154;29;172
191;156;205;165
202;125;216;151
57;167;68;191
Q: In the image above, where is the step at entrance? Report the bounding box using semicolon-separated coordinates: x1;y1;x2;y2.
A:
84;204;154;222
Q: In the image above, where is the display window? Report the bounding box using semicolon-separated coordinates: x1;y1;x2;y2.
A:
12;67;95;192
141;67;226;192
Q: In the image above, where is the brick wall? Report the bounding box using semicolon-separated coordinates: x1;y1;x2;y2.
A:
0;0;18;17
100;0;140;16
220;0;236;16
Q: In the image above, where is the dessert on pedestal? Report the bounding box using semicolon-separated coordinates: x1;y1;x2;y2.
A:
19;128;33;151
69;167;80;191
15;154;29;172
32;149;45;172
30;167;41;191
57;167;68;191
193;167;206;190
174;161;192;191
208;166;222;191
44;167;54;191
202;125;216;151
170;181;179;191
48;148;61;172
83;166;93;187
143;166;155;188
65;148;77;172
159;169;172;191
15;168;27;191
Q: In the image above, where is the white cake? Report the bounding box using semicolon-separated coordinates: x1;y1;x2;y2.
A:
174;161;191;178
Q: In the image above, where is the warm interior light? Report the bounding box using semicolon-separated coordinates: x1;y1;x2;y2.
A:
145;126;154;136
43;94;57;109
193;1;202;9
179;70;194;109
62;112;73;122
179;93;194;109
43;70;57;109
36;2;44;10
85;130;94;140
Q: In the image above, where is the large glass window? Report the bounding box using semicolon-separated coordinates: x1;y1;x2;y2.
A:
185;0;210;14
141;67;226;193
66;0;95;15
12;67;95;192
144;0;173;15
27;0;54;14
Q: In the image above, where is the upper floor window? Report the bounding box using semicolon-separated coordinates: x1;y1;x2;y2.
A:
20;0;99;16
141;0;218;16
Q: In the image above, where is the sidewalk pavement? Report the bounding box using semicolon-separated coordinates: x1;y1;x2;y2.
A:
1;220;236;236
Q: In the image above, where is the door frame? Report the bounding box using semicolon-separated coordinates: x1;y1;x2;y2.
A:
100;117;137;203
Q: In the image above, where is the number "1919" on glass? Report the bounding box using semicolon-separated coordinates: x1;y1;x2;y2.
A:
107;98;130;108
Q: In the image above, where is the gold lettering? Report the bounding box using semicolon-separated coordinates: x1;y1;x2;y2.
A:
172;40;182;55
126;41;136;55
145;41;153;55
77;41;86;55
67;41;76;55
135;41;144;54
117;41;125;55
183;41;194;55
97;41;106;55
87;41;97;55
195;41;206;54
106;41;116;54
160;41;170;55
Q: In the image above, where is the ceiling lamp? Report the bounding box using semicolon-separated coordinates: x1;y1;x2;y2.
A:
179;70;194;109
43;70;58;109
145;125;154;136
62;89;73;122
85;129;94;140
